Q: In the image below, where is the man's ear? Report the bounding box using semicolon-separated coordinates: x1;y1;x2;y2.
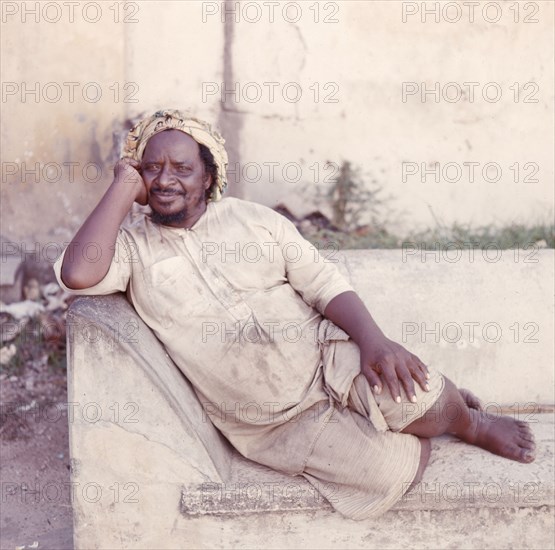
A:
203;173;213;200
204;172;213;190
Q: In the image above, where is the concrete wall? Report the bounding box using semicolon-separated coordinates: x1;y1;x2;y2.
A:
1;3;127;239
229;0;554;229
1;0;554;242
339;250;555;405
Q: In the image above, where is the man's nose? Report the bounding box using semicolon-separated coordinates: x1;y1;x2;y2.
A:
156;165;175;188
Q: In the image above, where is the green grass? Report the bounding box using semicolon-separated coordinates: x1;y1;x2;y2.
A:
301;222;555;250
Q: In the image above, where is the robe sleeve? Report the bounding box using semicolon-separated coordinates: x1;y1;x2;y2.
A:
53;229;134;295
274;214;355;314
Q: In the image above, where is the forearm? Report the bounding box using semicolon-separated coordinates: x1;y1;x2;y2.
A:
324;290;429;399
60;180;137;289
323;290;387;348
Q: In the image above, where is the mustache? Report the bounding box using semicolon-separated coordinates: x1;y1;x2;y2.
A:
150;188;185;195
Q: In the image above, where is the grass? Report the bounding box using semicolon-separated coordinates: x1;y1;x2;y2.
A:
304;160;554;251
301;222;555;250
0;318;67;375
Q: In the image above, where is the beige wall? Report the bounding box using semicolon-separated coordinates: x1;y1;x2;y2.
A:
1;0;553;242
1;4;127;240
231;1;554;231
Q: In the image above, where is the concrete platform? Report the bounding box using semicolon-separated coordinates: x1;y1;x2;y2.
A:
181;415;554;516
64;250;555;549
175;416;554;549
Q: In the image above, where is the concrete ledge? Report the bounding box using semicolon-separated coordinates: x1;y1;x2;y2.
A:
173;506;555;550
65;249;555;549
180;415;554;516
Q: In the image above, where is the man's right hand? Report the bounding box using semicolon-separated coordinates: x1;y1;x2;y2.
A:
114;158;148;205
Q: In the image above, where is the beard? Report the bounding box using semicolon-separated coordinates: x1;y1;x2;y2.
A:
148;189;207;226
148;189;188;226
150;206;188;226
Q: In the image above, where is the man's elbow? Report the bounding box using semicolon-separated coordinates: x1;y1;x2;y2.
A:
60;265;99;290
60;269;87;290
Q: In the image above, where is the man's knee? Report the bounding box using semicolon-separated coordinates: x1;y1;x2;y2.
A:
402;376;470;438
376;367;446;432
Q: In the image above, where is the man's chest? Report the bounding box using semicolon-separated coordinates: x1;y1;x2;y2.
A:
128;223;290;327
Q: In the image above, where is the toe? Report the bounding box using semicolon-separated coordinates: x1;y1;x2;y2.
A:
520;448;536;463
517;428;535;444
471;399;483;411
521;438;536;450
518;422;535;436
463;389;484;411
509;443;534;463
518;428;535;443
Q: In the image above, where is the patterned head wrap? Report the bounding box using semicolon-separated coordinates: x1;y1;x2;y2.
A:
122;109;228;201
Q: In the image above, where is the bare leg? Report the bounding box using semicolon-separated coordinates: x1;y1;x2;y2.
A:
401;377;536;464
459;388;483;411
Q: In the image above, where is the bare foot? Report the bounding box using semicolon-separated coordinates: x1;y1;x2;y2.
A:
459;388;483;411
463;408;536;464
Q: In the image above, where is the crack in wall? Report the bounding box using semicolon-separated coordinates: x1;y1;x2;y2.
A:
217;0;245;199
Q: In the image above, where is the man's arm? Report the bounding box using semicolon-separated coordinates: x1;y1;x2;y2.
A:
324;291;430;403
61;159;147;289
271;211;429;402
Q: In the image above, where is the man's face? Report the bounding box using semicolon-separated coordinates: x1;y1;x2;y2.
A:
140;129;212;227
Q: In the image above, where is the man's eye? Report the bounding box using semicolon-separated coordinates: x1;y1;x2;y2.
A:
177;166;192;173
144;164;159;171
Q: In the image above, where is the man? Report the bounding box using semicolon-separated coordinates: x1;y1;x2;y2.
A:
54;109;535;520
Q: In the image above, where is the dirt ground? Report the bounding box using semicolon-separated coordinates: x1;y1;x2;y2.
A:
1;339;74;550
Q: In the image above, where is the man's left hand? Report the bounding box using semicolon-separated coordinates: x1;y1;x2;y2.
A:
358;337;430;403
323;291;431;403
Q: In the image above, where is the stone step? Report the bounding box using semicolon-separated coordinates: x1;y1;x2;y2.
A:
180;414;554;517
175;415;553;549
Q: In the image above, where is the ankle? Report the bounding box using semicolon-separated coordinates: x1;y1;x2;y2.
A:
452;406;480;443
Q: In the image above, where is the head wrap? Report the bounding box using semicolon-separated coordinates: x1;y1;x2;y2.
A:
122;109;228;201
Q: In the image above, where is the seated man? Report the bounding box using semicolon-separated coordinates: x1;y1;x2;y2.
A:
53;109;536;520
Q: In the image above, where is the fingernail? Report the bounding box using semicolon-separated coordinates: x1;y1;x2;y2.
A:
425;373;430;380
396;396;401;404
411;395;417;403
373;385;380;394
425;384;430;391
